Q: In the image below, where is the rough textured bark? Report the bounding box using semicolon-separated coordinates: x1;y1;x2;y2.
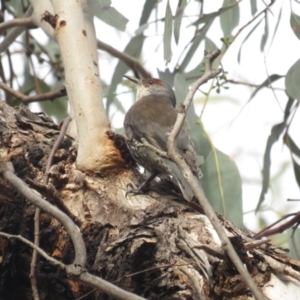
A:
0;102;300;300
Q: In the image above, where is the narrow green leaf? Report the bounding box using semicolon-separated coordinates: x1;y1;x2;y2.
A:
179;22;211;71
88;0;129;31
220;0;240;37
260;13;269;51
288;228;300;260
284;134;300;159
285;59;300;99
292;160;300;188
164;0;173;64
250;0;257;15
201;149;243;227
268;7;282;51
249;74;283;101
106;35;145;114
284;97;295;121
139;0;157;26
205;37;217;51
205;37;219;69
237;18;263;63
174;73;198;127
158;68;174;87
174;0;187;44
191;4;238;27
290;11;300;40
256;122;286;212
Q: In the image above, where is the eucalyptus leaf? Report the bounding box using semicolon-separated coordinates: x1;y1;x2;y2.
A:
158;68;174;87
179;22;211;71
250;0;257;16
286;59;300;99
290;12;300;40
256;122;286;212
139;0;157;26
220;0;240;37
164;0;173;64
249;74;283;101
174;0;187;44
260;13;269;51
284;134;300;159
106;35;145;114
237;18;263;63
88;0;128;31
268;7;282;51
284;98;295;121
201;149;243;227
292;159;300;188
288;228;300;260
191;4;238;27
174;73;198;127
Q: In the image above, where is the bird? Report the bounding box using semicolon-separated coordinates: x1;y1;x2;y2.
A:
123;75;202;202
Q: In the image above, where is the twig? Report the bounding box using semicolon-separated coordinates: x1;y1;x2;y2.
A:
254;212;300;239
0;159;87;267
167;49;265;300
0;81;67;103
0;5;33;53
97;39;151;78
137;138;169;159
226;79;285;91
199;0;276;119
30;117;72;300
0;232;146;300
0;17;35;33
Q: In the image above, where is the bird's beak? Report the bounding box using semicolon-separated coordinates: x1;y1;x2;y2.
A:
123;75;141;85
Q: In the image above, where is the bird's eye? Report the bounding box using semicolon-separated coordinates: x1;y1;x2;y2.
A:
149;80;153;84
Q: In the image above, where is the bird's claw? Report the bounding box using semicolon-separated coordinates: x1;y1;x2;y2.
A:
126;183;147;198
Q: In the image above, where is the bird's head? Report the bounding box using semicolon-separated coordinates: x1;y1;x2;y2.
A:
123;75;176;107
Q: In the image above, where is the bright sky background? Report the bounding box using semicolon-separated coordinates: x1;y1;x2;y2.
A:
93;0;300;235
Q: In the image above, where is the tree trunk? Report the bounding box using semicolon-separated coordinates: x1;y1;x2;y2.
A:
0;102;299;300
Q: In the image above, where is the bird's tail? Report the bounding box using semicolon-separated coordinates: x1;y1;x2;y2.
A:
170;163;202;202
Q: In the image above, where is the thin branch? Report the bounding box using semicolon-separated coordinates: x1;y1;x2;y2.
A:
0;81;67;103
97;39;151;78
0;232;146;300
0;5;33;53
30;117;72;300
254;212;300;239
0;159;87;267
167;49;265;300
225;79;285;91
0;17;35;33
199;0;276;119
0;232;65;269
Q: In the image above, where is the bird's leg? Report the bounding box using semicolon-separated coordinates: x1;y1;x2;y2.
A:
126;172;159;196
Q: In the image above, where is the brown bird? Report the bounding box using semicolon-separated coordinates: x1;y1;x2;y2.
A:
123;75;202;201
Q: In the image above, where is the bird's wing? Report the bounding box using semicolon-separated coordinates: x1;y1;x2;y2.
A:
124;96;200;177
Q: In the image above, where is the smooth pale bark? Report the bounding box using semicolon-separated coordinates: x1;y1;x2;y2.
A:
31;0;124;171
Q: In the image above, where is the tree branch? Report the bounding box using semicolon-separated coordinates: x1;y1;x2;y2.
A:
0;5;33;53
97;39;151;78
0;159;87;267
0;81;66;103
0;232;146;300
0;17;35;32
167;49;266;300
